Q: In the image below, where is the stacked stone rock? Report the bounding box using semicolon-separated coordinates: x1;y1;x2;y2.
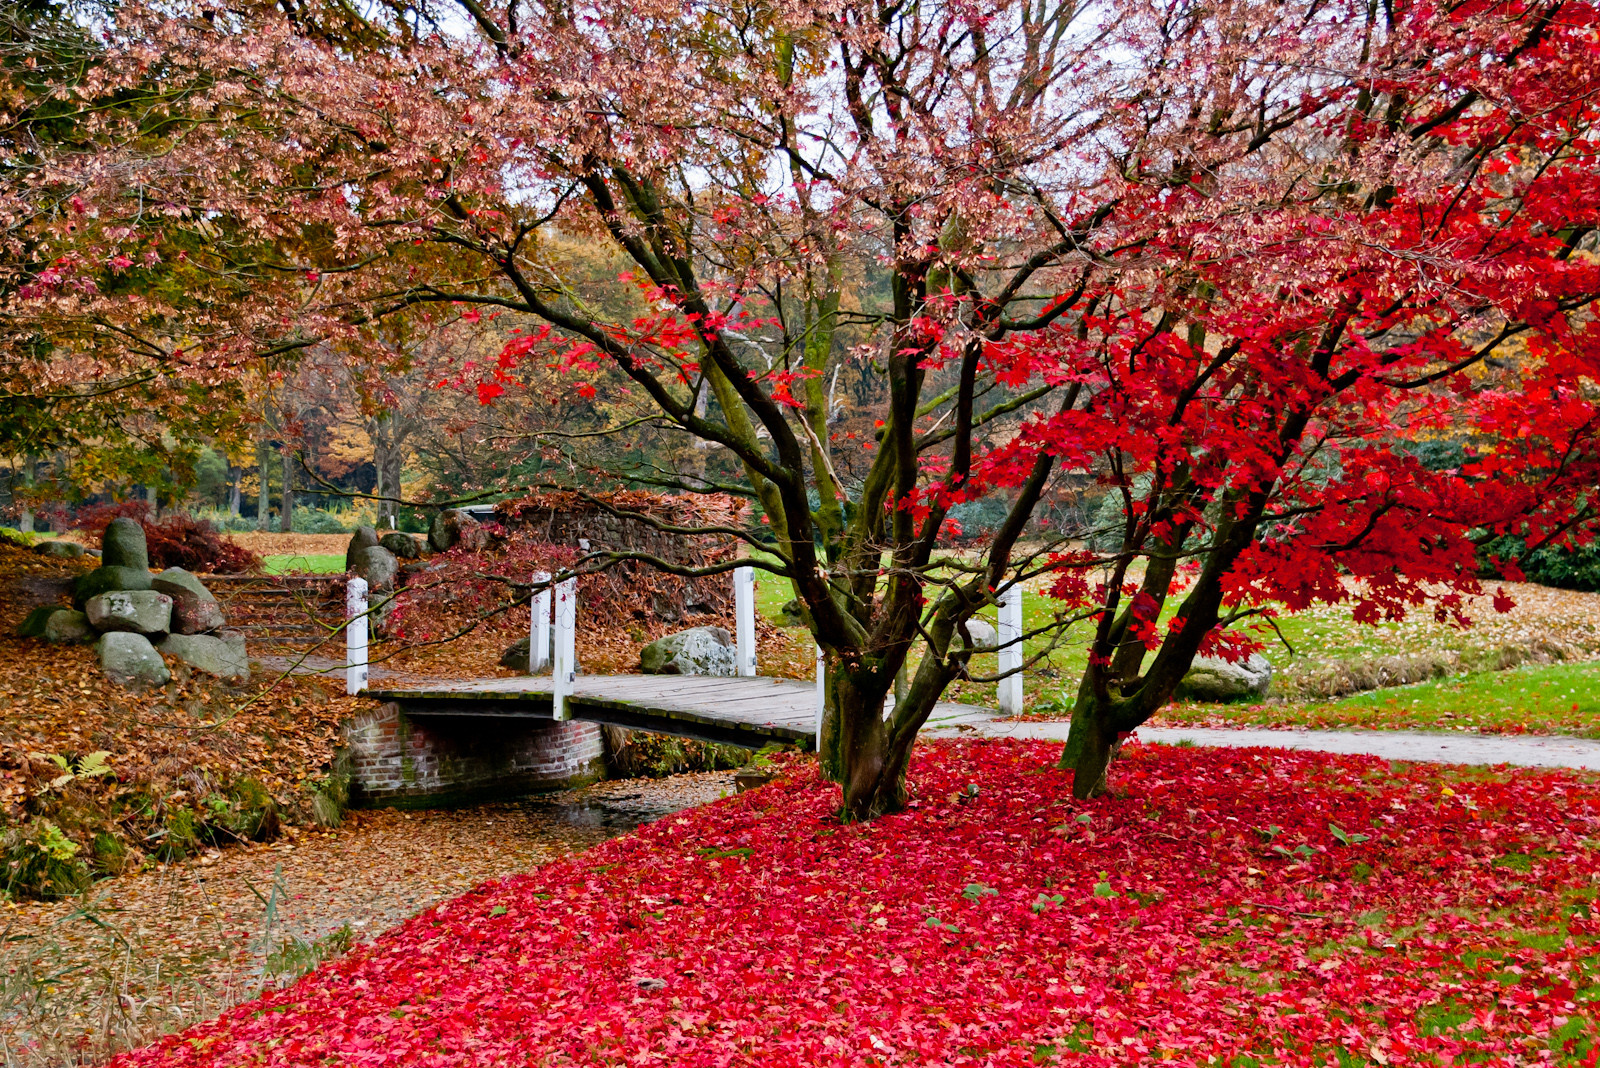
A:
16;517;247;689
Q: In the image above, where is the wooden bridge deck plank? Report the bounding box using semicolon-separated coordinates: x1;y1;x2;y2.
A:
363;673;992;748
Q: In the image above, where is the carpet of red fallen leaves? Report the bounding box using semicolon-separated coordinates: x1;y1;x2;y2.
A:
113;741;1599;1067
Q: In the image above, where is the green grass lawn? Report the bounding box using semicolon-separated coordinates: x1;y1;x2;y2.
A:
750;554;1600;735
261;553;345;575
1155;659;1600;737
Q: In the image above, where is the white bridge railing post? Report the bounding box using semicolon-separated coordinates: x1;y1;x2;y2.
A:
734;565;756;677
814;644;825;750
346;576;369;696
997;582;1024;716
552;575;577;720
530;570;551;673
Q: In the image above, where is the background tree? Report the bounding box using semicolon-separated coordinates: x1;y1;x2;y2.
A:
5;0;1599;817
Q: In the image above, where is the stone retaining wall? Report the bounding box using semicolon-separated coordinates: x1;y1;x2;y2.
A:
342;702;605;807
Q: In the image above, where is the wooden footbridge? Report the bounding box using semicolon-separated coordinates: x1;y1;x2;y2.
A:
363;675;997;750
346;567;1007;751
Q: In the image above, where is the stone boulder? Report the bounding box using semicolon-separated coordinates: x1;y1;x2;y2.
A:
1175;653;1274;702
379;531;424;559
399;560;443;581
349;545;398;591
72;565;153;607
32;540;85;559
158;631;249;682
16;606;57;638
100;517;150;570
499;636;535;673
345;526;379;572
956;618;999;651
152;568;226;634
97;631;170;689
172;596;226;635
85;590;173;635
640;626;736;676
776;599;807;627
150;567;211;602
43;609;95;644
428;508;486;553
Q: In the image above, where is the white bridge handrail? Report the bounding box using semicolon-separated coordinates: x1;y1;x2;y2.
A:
734;565;756;677
552;575;577;719
346;576;368;696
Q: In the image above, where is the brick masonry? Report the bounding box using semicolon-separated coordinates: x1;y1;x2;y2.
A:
342;702;606;808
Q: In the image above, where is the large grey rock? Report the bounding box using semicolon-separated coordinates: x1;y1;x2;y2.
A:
379;532;424;559
172;596;226;634
97;631;170;689
152;568;225;634
345;526;379;572
1176;653;1274;702
43;609;94;644
158;631;249;682
776;599;807;627
17;606;57;638
349;545;398;591
640;626;736;676
100;518;149;570
85;590;173;635
499;636;536;673
150;567;213;602
32;540;85;559
956;618;999;651
72;565;153;607
428;509;485;553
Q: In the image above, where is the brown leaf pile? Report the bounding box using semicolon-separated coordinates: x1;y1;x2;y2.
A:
0;545;356;867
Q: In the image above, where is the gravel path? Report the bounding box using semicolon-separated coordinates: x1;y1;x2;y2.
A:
959;720;1600;770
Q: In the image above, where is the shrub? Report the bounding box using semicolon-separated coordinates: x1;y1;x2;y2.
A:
1481;533;1600;593
0;526;40;548
90;832;132;876
200;779;281;843
2;819;93;899
306;757;352;829
78;501;262;573
158;808;198;861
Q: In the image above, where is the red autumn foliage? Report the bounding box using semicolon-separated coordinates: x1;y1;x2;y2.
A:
77;502;262;575
11;0;1600;813
112;742;1599;1066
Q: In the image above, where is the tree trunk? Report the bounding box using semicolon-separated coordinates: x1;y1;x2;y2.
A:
373;440;388;525
375;443;403;528
227;466;242;515
1058;694;1115;799
256;442;270;531
824;667;913;821
18;455;36;532
280;451;295;534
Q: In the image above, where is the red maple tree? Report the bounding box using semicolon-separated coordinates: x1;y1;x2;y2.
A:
5;0;1600;811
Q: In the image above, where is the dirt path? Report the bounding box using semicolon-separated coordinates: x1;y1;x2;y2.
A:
1;772;736;1068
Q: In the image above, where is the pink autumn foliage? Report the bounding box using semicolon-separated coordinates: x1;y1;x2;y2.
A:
114;743;1599;1067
